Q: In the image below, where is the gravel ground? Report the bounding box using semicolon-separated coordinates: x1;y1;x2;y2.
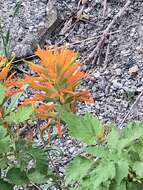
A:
1;0;143;189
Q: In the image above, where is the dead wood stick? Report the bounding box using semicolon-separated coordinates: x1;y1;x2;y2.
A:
118;90;143;129
103;0;107;17
87;0;131;65
103;34;111;67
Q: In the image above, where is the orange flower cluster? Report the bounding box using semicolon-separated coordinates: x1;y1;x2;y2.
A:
9;47;93;136
0;56;23;96
24;47;92;106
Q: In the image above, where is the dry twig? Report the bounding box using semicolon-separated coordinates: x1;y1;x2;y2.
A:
103;0;107;17
87;0;131;65
118;90;143;129
103;34;111;67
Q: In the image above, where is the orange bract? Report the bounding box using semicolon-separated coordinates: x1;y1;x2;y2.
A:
12;47;94;137
0;56;9;81
23;47;93;107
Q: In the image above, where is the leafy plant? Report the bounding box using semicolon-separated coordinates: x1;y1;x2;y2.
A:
13;47;93;136
0;125;55;189
59;109;143;190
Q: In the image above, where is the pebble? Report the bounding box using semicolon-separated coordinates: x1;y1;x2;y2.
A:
128;65;139;75
112;80;123;90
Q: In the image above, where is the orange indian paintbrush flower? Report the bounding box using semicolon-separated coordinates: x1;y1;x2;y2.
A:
22;47;93;107
11;47;94;137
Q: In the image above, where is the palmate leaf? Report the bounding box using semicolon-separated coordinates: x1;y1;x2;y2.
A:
4;105;34;124
65;156;94;186
0;83;6;105
58;107;104;144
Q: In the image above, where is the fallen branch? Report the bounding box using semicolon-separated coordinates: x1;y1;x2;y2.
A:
87;0;131;65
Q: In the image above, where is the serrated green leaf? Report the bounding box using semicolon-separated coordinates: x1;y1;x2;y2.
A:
27;147;48;174
108;127;120;149
65;156;93;185
115;160;128;185
91;162;115;189
27;169;49;184
85;146;109;159
0;179;13;190
5;105;34;124
119;122;143;151
15;139;27;152
133;162;143;178
7;167;29;185
58;108;103;144
0;83;6;105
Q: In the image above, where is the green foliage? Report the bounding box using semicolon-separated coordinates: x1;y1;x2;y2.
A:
0;179;13;190
58;107;104;144
0;83;55;189
4;105;34;124
0;128;55;188
7;168;29;185
0;83;6;105
59;111;143;190
0;83;34;127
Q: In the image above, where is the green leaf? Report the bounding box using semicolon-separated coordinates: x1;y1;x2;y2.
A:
110;181;126;190
5;105;34;124
0;158;8;169
4;84;29;116
127;182;143;190
0;126;11;154
58;108;104;144
27;147;48;174
0;83;6;105
115;160;128;185
27;169;49;184
7;167;29;185
0;125;7;138
133;162;143;178
65;156;93;185
91;162;115;189
0;136;11;154
85;146;109;159
119;122;143;151
0;179;13;190
108;127;120;149
15;139;27;152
